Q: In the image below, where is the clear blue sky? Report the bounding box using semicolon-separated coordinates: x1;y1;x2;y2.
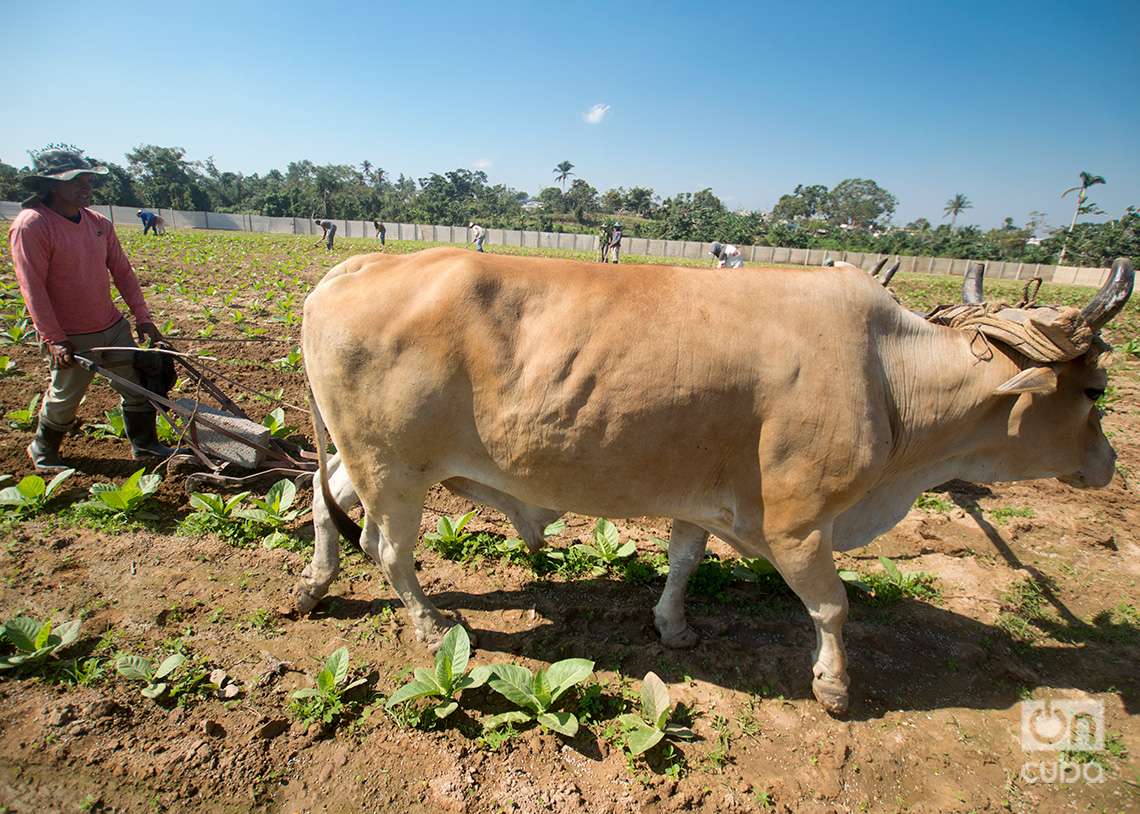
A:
4;0;1137;229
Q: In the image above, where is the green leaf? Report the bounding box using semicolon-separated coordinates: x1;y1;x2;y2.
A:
435;625;469;691
453;509;477;535
838;570;869;592
17;475;46;501
266;478;297;513
482;710;533;731
386;678;441;708
542;518;566;538
640;671;671;729
224;491;252;514
544;658;594;703
52;619;81;650
115;654;154;681
532;667;552;710
41;468;73;500
594;518;619;553
33;620;52;650
137;473;162;496
324;647;350;686
141;682;167;699
879;555;903;583
0;486;25;506
536;711;578;736
433;701;459;719
290;687;320;699
317;669;334;693
3;617;40;652
664;723;696;740
487;664;540;712
189;493;224;514
465;664;494;689
122;468;145;494
615;541;637;559
437;516;454;539
154;653;185;679
620;714;665;755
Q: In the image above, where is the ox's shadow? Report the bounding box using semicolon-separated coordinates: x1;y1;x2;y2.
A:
311;564;1138;720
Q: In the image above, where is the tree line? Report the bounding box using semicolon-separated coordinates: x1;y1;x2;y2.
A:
0;146;1134;267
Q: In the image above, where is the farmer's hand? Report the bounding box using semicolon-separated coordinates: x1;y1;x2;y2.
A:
48;340;75;369
136;321;163;347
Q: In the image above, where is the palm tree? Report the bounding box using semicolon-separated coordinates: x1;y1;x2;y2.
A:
1058;171;1106;264
943;193;972;228
553;161;575;192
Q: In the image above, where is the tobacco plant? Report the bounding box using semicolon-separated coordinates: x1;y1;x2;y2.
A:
482;658;594;736
0;469;74;517
617;671;695;756
386;626;492;719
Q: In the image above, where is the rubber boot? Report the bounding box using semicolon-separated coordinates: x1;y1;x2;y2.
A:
123;407;175;461
27;422;69;473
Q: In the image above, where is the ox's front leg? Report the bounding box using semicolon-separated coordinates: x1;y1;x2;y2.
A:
293;456;356;614
360;500;453;648
767;526;850;715
653;520;709;648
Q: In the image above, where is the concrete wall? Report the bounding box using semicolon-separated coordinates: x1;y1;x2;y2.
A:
0;201;1112;287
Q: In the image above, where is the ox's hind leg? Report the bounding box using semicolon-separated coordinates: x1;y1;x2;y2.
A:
653;520;709;648
293;455;357;614
765;526;850;715
359;491;453;647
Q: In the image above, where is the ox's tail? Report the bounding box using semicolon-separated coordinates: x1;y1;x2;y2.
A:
309;387;362;547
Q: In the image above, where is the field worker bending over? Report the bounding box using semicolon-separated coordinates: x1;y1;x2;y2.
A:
10;148;175;471
314;218;337;250
710;241;744;268
137;209;165;236
469;222;486;252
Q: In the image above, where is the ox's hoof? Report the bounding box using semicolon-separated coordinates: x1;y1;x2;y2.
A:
812;674;849;716
291;583;323;616
418;618;477;651
658;624;700;650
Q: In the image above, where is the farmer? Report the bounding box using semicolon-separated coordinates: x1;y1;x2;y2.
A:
314;218;337;250
373;220;386;246
9;149;175;471
608;222;623;264
137;209;165;236
469;222;486;252
597;222;611;263
710;241;745;269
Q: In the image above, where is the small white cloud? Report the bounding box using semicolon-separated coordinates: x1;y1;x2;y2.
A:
472;158;492;169
583;103;611;124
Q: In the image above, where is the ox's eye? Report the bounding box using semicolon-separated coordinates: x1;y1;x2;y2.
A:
1084;388;1106;402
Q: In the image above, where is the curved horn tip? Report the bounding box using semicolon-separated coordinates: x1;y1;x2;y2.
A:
869;257;889;277
1082;257;1135;329
881;259;901;286
962;261;986;305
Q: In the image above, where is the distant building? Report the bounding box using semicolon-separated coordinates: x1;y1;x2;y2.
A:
522;199;544;211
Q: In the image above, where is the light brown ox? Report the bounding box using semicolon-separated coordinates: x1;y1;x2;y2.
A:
300;248;1132;714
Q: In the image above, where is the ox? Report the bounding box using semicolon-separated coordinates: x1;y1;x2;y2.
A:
300;248;1132;714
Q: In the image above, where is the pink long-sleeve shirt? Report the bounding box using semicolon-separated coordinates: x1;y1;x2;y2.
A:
9;204;152;344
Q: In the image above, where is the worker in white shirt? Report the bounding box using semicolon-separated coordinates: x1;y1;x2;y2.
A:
469;222;486;252
709;241;744;268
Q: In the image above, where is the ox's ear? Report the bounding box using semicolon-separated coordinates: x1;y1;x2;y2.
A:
994;366;1057;396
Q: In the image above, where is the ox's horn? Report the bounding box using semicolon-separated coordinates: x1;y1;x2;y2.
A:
1081;257;1135;330
880;259;901;286
962;262;985;305
869;257;889;278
